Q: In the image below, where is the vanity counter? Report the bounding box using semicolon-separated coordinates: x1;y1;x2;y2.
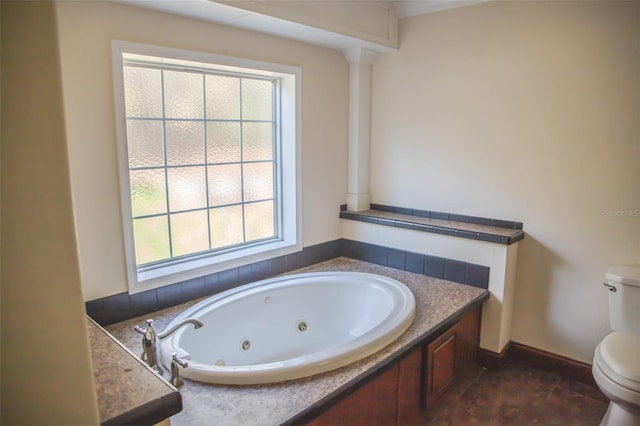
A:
106;258;488;425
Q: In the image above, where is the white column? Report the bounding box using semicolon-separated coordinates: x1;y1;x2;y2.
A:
343;47;378;212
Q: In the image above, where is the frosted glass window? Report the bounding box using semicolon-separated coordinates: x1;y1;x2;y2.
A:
114;43;300;294
164;70;204;119
126;120;164;168
170;210;209;257
206;75;240;120
167;166;207;212
244;201;275;241
130;169;167;217
242;123;273;162
207;164;242;206
242;79;273;121
133;216;170;265
206;122;240;164
165;121;204;166
243;162;274;202
121;61;280;268
124;67;162;118
209;205;244;249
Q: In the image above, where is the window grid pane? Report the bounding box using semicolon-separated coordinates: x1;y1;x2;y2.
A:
124;64;277;267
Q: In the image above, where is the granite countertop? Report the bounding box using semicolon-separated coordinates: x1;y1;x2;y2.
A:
88;317;182;425
106;258;488;426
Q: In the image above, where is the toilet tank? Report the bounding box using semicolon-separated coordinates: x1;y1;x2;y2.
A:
605;265;640;333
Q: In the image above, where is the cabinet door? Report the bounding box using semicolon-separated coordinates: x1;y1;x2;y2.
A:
424;324;458;409
307;363;399;426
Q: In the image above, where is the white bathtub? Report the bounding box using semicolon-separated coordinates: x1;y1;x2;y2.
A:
159;271;416;385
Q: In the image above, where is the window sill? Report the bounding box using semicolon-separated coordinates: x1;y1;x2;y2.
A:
132;239;301;294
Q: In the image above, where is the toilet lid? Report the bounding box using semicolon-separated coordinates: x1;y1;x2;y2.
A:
597;332;640;386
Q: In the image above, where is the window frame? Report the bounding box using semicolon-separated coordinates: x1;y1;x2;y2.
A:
112;40;302;294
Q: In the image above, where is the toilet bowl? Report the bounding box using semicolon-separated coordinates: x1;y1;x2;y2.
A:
593;266;640;426
592;332;640;426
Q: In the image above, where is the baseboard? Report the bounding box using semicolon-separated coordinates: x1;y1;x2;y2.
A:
479;341;597;386
477;342;511;370
507;342;596;386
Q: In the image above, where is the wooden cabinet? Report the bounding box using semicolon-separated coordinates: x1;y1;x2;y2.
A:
307;364;399;426
396;346;423;425
425;325;457;409
424;307;481;409
306;306;482;426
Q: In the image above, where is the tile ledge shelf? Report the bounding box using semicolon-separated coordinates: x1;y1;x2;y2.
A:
340;204;524;245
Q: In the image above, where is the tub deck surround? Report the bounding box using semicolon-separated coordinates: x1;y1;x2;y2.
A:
105;258;488;426
340;205;524;245
87;317;182;425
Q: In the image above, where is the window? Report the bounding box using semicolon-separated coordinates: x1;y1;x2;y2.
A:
112;41;301;293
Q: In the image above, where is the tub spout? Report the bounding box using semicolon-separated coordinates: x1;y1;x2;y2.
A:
134;318;203;375
158;318;204;340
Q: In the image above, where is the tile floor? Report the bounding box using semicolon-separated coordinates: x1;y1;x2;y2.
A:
422;359;609;426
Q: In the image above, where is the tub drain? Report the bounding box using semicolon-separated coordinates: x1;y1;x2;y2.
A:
297;321;308;332
241;339;251;351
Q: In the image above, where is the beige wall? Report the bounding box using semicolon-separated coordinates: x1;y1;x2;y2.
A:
55;1;349;301
371;1;639;362
1;1;99;423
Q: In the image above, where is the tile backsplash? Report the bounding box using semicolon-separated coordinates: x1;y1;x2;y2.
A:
87;239;490;326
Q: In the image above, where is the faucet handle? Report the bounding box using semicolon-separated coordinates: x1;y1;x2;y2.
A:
133;318;155;335
170;352;188;387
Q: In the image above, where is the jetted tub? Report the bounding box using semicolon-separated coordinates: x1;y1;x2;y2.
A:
159;271;416;385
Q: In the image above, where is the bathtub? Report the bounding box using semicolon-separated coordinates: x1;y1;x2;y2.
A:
158;271;416;385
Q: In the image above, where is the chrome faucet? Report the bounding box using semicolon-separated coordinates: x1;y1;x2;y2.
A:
134;319;161;373
157;318;204;339
134;318;203;375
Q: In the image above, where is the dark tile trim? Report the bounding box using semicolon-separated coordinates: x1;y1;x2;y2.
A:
85;299;107;325
343;204;525;245
87;240;342;326
86;238;490;326
370;203;523;230
338;239;490;290
444;259;467;283
424;255;445;279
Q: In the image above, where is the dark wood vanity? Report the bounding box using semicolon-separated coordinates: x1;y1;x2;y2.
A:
307;306;481;425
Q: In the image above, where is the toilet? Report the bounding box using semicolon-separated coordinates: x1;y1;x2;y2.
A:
592;265;640;426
